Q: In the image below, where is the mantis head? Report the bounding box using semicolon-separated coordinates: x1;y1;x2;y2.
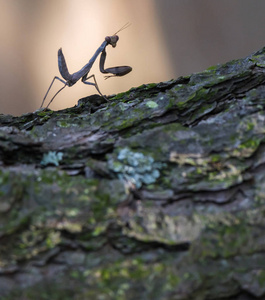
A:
105;22;131;48
105;35;119;48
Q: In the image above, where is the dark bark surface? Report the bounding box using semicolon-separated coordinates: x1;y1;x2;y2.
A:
1;47;265;299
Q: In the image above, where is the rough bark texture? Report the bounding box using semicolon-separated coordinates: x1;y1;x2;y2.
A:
1;47;265;299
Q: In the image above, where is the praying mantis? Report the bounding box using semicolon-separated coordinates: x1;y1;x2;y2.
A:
40;23;132;109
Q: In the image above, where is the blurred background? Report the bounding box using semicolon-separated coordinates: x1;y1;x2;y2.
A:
1;0;265;115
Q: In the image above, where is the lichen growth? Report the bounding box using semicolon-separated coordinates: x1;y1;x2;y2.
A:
145;100;158;108
41;151;64;166
108;147;164;188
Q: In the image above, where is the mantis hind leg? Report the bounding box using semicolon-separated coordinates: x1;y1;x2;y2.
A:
40;76;68;109
45;84;67;110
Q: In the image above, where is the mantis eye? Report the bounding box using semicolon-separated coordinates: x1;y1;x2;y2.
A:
105;36;111;43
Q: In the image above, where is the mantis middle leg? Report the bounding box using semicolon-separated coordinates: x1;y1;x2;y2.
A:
81;73;109;101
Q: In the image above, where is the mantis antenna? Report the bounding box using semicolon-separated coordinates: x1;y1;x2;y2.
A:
113;22;131;35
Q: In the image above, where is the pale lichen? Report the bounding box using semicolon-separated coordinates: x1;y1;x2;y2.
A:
108;147;164;188
41;151;64;166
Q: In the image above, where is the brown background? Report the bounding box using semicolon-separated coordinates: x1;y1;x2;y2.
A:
1;0;265;115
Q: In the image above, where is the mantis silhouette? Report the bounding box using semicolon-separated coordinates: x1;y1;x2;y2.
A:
40;23;132;109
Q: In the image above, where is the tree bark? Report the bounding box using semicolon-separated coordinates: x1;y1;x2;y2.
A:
1;47;265;299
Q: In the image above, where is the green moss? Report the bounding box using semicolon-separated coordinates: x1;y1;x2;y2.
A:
37;111;53;117
145;83;157;88
0;168;126;269
45;231;61;248
88;257;157;286
109;91;127;101
191;212;254;261
206;65;218;71
239;138;260;150
211;154;222;163
176;100;188;109
257;270;265;286
193;102;215;118
0;169;10;185
3;281;77;300
136;84;146;90
57;120;71;128
165;96;178;110
168;273;181;286
250;55;265;67
245;121;255;131
1;213;31;237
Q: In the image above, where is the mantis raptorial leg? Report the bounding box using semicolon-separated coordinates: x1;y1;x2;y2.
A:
40;23;132;109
